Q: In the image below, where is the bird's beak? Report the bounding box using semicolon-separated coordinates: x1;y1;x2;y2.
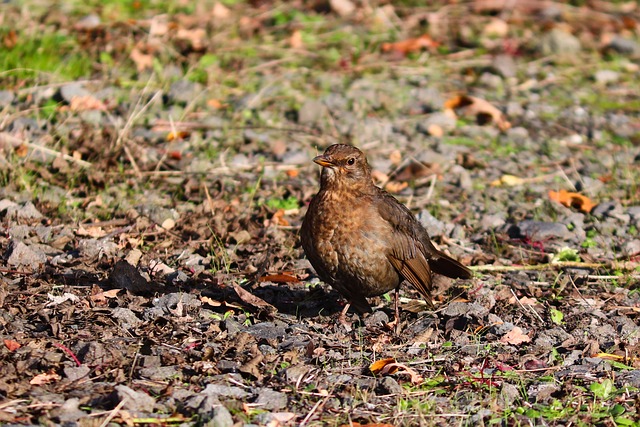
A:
313;154;334;167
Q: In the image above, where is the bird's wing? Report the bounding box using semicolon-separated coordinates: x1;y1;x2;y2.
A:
375;190;471;290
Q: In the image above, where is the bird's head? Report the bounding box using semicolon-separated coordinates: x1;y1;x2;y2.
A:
313;144;373;191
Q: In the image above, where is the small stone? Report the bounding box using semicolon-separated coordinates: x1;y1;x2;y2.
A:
510;220;571;240
605;37;640;55
298;99;325;125
76;14;101;29
594;70;619;85
255;388;288;410
363;310;389;327
205;405;234;427
201;384;250;400
63;365;91;382
540;28;581;56
59;83;91;103
491;54;516;78
115;385;156;412
139;365;184;381
377;377;403;395
6;240;47;269
168;80;204;104
623;240;640;257
0;90;15;107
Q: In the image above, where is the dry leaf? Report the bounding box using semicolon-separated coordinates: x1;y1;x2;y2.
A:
381;34;439;56
384;181;408;193
500;326;531;345
259;273;300;283
30;371;61;385
69;95;107;112
445;94;511;131
4;339;21;352
548;190;596;213
130;47;153;72
176;28;206;51
233;283;277;314
289;29;303;49
369;358;424;385
285;169;299;178
490;174;525;187
370;357;397;374
167;131;190;141
519;296;538;306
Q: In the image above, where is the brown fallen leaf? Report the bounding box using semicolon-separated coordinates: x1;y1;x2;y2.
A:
233;282;277;314
500;326;531;345
548;189;596;213
289;29;303;49
30;371;61;385
381;34;439;56
445;94;511;131
130;47;153;72
69;95;107;112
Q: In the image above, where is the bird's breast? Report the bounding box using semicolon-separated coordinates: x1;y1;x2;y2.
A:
306;190;400;295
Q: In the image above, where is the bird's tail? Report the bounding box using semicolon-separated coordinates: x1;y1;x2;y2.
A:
430;252;472;279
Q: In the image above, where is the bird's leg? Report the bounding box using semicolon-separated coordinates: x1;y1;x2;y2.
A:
386;288;401;334
337;303;352;331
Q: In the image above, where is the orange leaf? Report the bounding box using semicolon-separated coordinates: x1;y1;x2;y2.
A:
4;339;21;352
548;190;596;213
381;34;439;56
369;357;397;374
259;273;300;283
445;94;511;131
167;131;190;141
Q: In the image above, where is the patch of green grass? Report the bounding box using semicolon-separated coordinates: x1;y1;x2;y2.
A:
265;196;298;211
0;31;93;84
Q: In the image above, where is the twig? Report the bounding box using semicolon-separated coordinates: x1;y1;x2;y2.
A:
52;342;82;367
97;396;128;427
300;393;331;427
510;288;544;323
25;142;92;168
470;261;639;273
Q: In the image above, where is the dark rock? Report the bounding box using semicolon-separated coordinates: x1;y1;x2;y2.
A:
246;321;287;340
377;377;403;395
605;37;640;55
509;220;571;240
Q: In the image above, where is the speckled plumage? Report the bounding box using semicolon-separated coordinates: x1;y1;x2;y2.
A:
300;144;472;313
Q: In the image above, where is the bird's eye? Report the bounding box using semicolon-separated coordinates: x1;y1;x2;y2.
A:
347;158;355;166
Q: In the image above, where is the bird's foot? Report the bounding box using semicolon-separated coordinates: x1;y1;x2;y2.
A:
337;303;353;332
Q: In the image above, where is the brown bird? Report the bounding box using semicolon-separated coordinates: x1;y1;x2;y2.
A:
301;144;471;324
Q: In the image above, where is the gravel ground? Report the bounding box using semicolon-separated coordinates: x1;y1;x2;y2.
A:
1;1;640;426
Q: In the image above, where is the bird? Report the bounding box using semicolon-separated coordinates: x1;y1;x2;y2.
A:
300;144;472;326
